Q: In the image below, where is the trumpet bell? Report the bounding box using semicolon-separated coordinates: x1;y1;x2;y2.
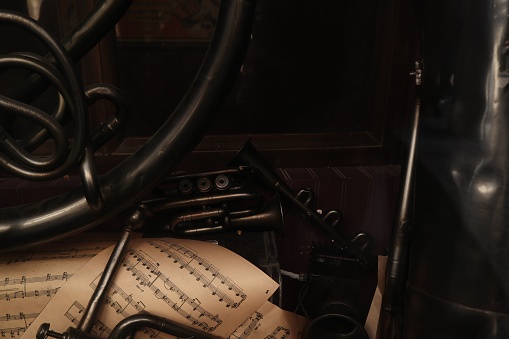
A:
227;193;285;234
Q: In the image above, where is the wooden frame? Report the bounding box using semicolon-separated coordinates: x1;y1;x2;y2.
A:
109;0;418;171
6;0;418;175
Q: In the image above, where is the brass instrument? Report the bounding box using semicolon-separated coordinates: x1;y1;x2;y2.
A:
32;169;284;339
141;169;285;235
11;0;508;337
231;140;375;267
0;0;256;252
0;0;258;338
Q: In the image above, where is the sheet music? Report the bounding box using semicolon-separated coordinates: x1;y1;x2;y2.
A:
0;233;120;339
20;237;298;339
228;302;305;339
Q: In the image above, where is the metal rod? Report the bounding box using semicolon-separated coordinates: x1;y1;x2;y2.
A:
378;67;421;339
77;202;151;332
78;227;133;333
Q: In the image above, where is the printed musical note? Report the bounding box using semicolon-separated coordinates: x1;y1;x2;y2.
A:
0;311;37;339
228;302;306;339
1;273;73;287
0;233;121;266
148;240;247;307
1;234;118;339
228;312;263;339
64;301;113;337
0;327;24;339
0;250;98;266
89;278;146;316
122;251;222;332
63;301;83;324
20;237;282;339
0;314;36;323
140;327;164;339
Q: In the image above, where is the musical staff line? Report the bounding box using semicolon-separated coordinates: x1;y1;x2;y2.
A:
264;326;291;339
0;326;26;338
90;277;146;317
0;313;37;323
15;238;290;339
0;287;59;301
123;249;222;332
0;236;120;339
0;247;107;265
228;312;263;339
148;240;247;307
0;312;38;339
2;273;71;287
63;300;166;339
64;301;112;337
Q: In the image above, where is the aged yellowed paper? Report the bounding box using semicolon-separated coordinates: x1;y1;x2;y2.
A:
0;233;119;339
21;237;290;339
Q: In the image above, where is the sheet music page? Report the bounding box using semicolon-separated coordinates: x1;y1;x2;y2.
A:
21;237;287;339
229;301;306;339
0;233;120;339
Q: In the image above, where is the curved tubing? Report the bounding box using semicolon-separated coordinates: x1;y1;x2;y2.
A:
1;0;133;130
0;12;87;181
0;0;257;251
6;0;133;98
108;313;218;339
60;0;133;59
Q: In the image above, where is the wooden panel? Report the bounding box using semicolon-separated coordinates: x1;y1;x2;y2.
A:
107;0;419;169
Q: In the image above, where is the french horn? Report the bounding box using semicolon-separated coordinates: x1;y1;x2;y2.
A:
0;0;257;338
0;0;256;252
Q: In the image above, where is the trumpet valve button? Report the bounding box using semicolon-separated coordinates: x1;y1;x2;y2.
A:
178;179;194;194
215;175;230;190
197;177;212;192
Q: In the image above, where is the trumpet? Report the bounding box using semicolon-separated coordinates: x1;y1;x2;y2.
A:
140;169;285;235
35;168;283;339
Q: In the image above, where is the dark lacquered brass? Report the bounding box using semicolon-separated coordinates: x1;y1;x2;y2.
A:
139;169;285;235
0;0;257;252
401;0;509;337
231;140;376;268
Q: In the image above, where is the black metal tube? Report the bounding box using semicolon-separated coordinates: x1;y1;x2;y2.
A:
0;0;256;251
0;0;131;162
378;94;420;339
0;11;87;181
108;313;218;339
78;227;133;333
0;0;133;153
231;140;375;267
85;84;131;152
0;52;70;164
147;192;263;213
2;0;133;108
60;0;133;60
